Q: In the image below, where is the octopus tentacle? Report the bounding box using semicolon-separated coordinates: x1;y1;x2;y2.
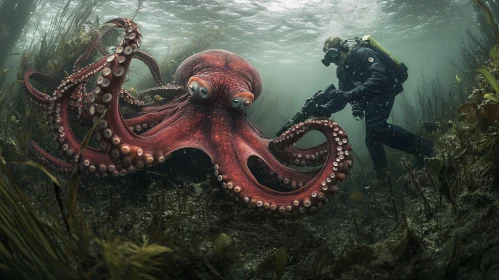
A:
24;66;115;174
97;100;205;173
230;121;320;190
245;119;328;167
248;141;319;191
74;31;100;72
24;70;58;106
271;141;329;167
47;56;109;103
134;50;167;86
96;24;126;56
236;122;336;191
136;84;185;100
30;80;164;179
27;19;142;177
27;32;181;178
29;140;73;173
210;118;352;217
30;87;119;177
120;89;144;106
94;21;168;87
83;18;170;172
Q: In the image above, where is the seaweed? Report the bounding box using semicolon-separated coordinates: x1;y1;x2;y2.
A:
31;0;104;80
462;0;499;71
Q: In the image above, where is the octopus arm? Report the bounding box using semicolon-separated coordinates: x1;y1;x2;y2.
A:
24;70;59;106
93;20;166;87
26;55;109;165
245;119;328;167
27;18;183;177
29;88;124;177
75;18;188;175
74;31;101;72
240;138;319;189
125;96;189;135
270;141;329;167
202;112;352;217
133;50;169;87
136;84;185;101
104;104;214;174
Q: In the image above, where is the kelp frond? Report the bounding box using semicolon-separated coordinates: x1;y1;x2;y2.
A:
0;156;77;279
90;238;172;280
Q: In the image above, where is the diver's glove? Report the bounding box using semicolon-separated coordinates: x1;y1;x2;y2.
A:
345;83;369;103
275;89;330;137
311;104;333;118
330;83;370;105
351;102;364;121
321;89;349;112
309;91;335;117
334;90;351;103
352;109;364;121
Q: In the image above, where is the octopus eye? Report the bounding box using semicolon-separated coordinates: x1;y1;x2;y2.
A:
188;81;210;99
200;88;208;97
231;96;252;110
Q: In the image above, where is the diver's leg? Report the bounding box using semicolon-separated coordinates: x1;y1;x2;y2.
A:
365;127;388;178
368;95;434;166
382;125;433;157
364;96;393;178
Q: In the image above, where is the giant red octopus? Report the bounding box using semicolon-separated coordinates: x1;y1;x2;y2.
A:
24;18;353;217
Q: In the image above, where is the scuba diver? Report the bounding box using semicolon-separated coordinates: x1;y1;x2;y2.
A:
277;36;434;185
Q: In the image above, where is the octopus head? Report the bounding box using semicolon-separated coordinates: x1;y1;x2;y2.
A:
175;49;263;112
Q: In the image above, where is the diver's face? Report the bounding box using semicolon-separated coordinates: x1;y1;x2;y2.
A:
334;51;348;67
324;47;340;65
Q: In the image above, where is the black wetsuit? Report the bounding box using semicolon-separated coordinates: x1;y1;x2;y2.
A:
336;45;432;176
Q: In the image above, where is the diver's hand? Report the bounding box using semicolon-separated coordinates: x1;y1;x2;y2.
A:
351;102;364;121
352;109;364;121
275;87;338;137
311;90;330;104
321;89;349;114
311;105;332;118
334;90;351;103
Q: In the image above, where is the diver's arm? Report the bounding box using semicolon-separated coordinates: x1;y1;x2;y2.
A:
336;67;344;91
346;48;387;102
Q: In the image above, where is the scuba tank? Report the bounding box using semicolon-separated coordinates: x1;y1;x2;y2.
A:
351;35;409;84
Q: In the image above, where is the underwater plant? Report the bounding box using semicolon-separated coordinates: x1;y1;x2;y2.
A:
462;0;499;71
0;0;104;165
31;0;104;80
414;77;466;126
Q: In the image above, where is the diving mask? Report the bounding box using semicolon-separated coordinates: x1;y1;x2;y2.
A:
321;47;340;67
